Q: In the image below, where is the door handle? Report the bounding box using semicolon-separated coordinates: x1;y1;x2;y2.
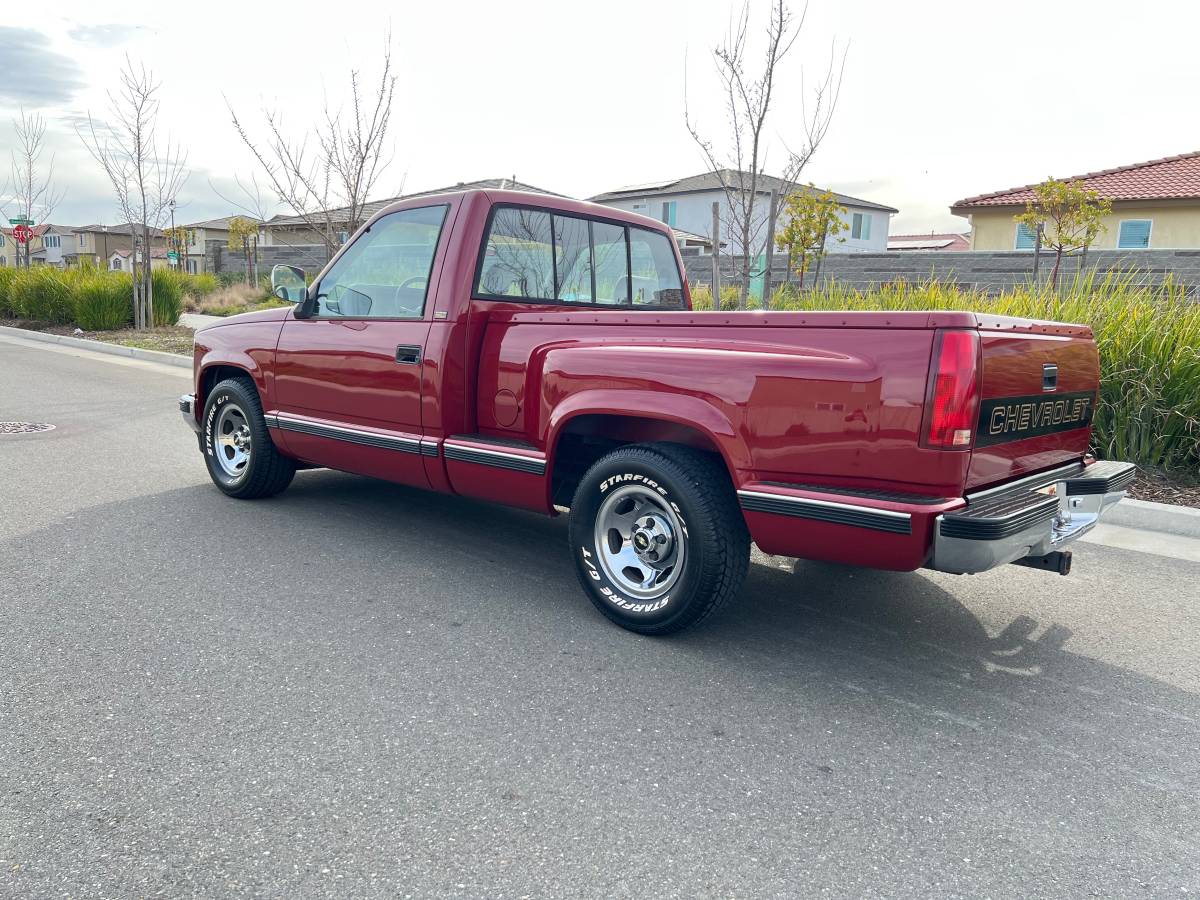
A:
395;344;422;365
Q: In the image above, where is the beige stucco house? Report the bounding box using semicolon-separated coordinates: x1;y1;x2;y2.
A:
951;151;1200;251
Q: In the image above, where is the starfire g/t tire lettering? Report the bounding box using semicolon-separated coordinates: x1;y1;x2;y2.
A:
568;443;749;635
202;377;296;499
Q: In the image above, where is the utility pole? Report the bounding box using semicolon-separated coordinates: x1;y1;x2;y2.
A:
169;198;177;270
761;190;779;308
711;201;721;305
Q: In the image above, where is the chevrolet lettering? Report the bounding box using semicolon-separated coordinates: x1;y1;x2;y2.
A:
976;391;1095;447
178;188;1135;635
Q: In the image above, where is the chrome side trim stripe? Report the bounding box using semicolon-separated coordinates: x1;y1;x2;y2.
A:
443;441;546;476
419;439;441;458
263;412;279;428
272;413;423;455
737;489;913;535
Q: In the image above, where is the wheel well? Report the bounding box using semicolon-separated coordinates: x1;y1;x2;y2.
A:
199;364;254;410
549;414;729;507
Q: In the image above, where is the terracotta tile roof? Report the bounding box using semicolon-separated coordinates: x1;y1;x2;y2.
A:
952;151;1200;209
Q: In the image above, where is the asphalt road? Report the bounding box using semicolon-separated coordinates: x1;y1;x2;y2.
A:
2;333;1199;899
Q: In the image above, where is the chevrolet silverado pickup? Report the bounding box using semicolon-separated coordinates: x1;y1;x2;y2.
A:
180;189;1135;634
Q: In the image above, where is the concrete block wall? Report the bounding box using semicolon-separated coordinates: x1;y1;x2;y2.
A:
205;242;330;275
684;249;1200;295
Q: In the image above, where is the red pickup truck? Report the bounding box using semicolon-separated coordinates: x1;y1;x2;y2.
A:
181;189;1134;634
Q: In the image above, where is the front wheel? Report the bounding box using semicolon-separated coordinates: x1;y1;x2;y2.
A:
202;377;295;499
568;443;750;635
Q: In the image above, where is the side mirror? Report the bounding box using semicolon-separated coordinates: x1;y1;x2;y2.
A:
270;264;306;303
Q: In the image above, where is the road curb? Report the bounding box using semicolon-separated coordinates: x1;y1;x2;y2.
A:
0;324;191;369
1105;496;1200;538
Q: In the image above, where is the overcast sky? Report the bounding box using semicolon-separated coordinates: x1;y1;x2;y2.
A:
1;0;1197;235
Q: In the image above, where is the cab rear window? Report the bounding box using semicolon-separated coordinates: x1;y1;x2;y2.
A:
475;205;683;308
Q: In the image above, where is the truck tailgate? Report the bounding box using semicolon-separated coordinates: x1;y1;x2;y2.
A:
967;325;1099;491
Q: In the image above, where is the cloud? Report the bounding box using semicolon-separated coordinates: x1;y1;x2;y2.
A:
68;23;141;47
0;28;84;107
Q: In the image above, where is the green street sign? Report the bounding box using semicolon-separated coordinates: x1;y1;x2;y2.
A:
8;217;33;226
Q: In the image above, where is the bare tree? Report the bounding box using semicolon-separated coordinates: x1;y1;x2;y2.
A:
210;172;329;270
1;110;65;267
78;58;188;329
686;0;845;308
228;40;397;260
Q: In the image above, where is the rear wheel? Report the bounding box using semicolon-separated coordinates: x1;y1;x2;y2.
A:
568;443;749;635
202;377;295;499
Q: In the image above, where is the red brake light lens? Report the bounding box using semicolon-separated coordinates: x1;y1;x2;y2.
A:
924;330;980;449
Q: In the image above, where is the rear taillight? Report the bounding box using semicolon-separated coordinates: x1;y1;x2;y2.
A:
923;330;980;450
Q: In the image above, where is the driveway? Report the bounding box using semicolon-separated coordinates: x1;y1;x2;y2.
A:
1;333;1198;898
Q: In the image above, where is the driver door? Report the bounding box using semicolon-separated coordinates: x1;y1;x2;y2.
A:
272;204;449;487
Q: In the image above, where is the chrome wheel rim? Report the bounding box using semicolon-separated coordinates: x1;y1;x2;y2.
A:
594;485;686;599
214;403;252;478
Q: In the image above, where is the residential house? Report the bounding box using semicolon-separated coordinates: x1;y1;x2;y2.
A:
70;224;166;268
260;178;562;250
28;224;79;267
179;216;259;274
108;247;171;272
887;232;971;252
589;170;898;255
951;151;1200;251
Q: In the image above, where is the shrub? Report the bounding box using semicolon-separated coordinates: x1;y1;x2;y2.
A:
73;272;133;330
688;284;753;311
150;269;184;326
174;272;219;305
9;266;74;323
0;267;15;316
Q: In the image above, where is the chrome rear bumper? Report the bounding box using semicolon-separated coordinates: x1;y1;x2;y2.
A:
931;460;1136;575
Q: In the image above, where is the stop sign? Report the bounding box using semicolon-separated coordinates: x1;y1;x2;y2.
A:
12;224;32;244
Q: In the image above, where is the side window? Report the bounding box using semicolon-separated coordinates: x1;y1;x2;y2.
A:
628;227;683;308
592;221;628;305
477;208;554;299
1015;222;1038;250
851;212;871;241
315;204;447;318
476;207;683;309
1117;219;1152;249
553;215;593;302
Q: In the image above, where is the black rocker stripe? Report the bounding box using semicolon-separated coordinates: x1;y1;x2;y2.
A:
443;443;547;476
272;414;422;455
737;490;912;535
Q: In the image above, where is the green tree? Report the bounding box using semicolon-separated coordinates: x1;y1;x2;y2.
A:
1014;178;1112;288
164;226;188;269
227;217;259;285
775;185;848;289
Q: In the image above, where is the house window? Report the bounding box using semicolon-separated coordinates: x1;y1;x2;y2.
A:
1117;219;1152;249
851;212;871;241
660;201;677;227
78;233;88;249
45;235;60;248
1015;223;1038;250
